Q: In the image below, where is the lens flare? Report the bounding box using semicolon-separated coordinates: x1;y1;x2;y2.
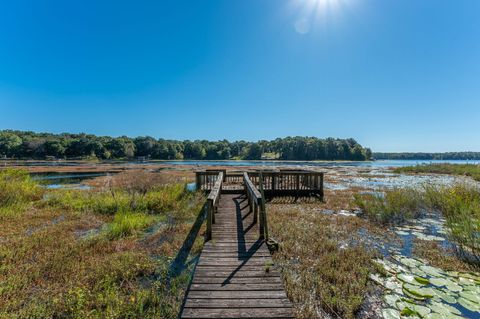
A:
290;0;347;34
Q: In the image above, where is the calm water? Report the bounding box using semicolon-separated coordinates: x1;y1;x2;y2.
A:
5;159;477;168
32;172;107;189
162;159;478;168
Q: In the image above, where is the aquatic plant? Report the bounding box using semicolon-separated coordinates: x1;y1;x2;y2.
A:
371;256;480;318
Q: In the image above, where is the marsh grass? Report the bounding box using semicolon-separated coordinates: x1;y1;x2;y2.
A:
394;163;480;181
353;184;480;264
105;211;158;240
268;203;379;319
0;168;43;216
353;189;423;224
0;169;206;319
413;240;477;272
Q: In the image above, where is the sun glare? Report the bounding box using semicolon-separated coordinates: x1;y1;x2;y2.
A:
290;0;346;34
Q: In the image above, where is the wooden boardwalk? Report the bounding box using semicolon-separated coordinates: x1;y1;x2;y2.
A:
181;194;294;319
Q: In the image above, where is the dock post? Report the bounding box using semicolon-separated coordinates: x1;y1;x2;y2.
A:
206;199;213;241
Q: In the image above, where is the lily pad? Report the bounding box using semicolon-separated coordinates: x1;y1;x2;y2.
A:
384;294;402;308
403;287;428;301
430;277;448;287
398;273;423;285
457;297;480;313
411;267;428;277
369;273;384;286
400;257;423;268
433;289;457;304
444;280;463;293
384;278;402;291
429;301;462;316
415;276;430;285
414;304;431;317
420;265;445;277
382;308;401;319
459;291;480;304
404;283;435;298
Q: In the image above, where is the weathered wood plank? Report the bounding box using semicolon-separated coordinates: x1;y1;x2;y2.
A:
184;298;292;308
189;283;284;291
191;276;283;284
181;308;294;319
186;290;289;299
192;270;281;277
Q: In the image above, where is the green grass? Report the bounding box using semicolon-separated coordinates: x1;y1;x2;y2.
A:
0;168;43;216
105;211;158;240
394;163;480;181
0;169;206;319
353;189;422;224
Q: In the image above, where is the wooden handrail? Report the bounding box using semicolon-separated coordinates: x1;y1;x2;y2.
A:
205;172;223;241
243;172;268;240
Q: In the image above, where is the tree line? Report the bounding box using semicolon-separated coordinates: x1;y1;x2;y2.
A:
373;152;480;160
0;130;372;161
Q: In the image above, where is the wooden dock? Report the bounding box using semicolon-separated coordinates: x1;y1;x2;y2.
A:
181;194;294;319
181;170;323;318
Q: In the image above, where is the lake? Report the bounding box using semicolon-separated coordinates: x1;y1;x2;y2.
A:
161;159;477;168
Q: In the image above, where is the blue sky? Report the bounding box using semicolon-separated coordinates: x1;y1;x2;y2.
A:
0;0;479;152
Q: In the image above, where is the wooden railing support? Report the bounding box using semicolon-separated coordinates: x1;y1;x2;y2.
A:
205;172;223;241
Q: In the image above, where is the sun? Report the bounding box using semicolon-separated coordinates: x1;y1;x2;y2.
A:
290;0;345;34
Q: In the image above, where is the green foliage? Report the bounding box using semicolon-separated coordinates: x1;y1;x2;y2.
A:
395;163;480;181
0;169;43;215
0;130;372;161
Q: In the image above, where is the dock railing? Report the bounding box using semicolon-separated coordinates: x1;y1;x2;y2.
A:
248;170;324;199
196;170;223;191
205;172;223;241
243;172;268;240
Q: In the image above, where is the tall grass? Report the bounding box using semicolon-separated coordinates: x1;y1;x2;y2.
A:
353;184;480;264
268;204;377;319
353;189;422;224
394;163;480;181
0;169;206;318
0;168;43;215
105;210;157;239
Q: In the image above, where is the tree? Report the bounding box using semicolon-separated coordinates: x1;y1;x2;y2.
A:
0;132;22;157
245;144;262;160
44;140;66;158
